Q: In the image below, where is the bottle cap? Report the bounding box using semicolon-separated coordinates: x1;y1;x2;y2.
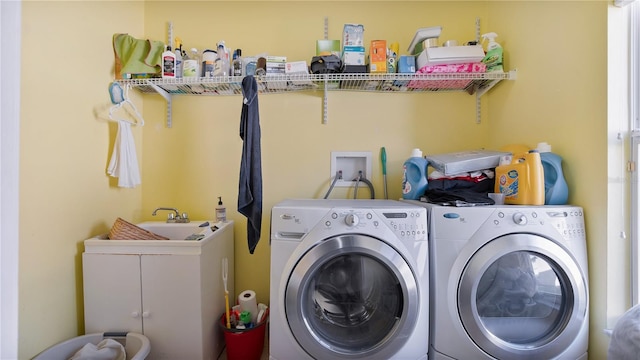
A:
536;142;552;153
411;148;423;158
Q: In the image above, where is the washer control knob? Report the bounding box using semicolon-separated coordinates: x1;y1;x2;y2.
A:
513;213;528;225
345;213;359;226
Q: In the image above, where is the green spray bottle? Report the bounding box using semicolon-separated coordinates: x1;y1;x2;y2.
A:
481;32;503;73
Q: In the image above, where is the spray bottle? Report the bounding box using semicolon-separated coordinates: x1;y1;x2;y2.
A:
214;40;230;76
481;32;503;73
216;196;227;222
174;37;183;79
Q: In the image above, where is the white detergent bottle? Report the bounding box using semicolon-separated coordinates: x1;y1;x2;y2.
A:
161;45;176;78
481;32;503;73
183;48;199;78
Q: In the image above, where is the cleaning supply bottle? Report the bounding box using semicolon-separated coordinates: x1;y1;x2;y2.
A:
536;142;569;205
233;49;243;77
161;45;176;78
481;32;503;73
495;150;544;205
174;38;183;79
216;196;227;222
402;148;429;200
214;41;230;76
183;48;200;78
201;49;216;77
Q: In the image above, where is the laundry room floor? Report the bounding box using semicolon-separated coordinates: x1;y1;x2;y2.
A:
217;326;269;360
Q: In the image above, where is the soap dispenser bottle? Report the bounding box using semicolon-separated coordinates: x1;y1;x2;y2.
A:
216;196;227;222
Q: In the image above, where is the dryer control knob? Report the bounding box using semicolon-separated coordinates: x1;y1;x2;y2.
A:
513;213;528;225
345;213;360;226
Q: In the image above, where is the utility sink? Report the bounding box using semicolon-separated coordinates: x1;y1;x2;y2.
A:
84;220;232;255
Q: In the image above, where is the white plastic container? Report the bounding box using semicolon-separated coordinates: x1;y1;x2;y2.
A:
33;332;150;360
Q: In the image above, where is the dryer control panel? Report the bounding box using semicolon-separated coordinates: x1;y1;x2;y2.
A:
493;206;586;241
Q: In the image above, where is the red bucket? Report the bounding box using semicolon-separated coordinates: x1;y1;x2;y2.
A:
219;313;267;360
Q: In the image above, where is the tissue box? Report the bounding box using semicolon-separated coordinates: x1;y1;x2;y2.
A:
426;150;510;176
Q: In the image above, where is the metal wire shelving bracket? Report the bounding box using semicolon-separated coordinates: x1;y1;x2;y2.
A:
120;71;516;127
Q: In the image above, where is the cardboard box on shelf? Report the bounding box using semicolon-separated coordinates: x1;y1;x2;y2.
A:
316;40;341;56
369;40;387;73
342;46;365;66
398;55;416;73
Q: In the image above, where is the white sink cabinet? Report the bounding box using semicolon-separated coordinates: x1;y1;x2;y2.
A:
82;220;234;360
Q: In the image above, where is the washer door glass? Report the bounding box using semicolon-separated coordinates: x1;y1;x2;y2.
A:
459;233;587;359
286;234;419;359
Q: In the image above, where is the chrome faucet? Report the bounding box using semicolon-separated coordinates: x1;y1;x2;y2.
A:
152;207;190;223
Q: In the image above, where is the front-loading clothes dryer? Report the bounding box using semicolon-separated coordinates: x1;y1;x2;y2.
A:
405;201;589;360
270;199;429;360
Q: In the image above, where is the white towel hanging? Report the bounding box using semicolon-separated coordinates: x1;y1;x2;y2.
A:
106;82;142;188
107;120;141;188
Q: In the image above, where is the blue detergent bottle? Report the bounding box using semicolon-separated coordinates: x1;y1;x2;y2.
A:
536;142;569;205
402;148;429;200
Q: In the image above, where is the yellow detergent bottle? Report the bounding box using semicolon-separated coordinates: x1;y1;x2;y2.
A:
495;150;545;205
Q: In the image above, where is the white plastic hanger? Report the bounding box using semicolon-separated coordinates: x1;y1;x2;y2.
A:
108;82;144;126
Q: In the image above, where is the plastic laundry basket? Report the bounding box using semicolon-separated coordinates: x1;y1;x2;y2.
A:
220;314;267;360
32;332;150;360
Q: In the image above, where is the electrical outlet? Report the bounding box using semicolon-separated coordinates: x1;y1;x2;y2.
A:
330;151;372;187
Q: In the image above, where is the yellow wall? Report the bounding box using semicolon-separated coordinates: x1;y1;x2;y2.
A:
19;1;146;356
18;1;619;359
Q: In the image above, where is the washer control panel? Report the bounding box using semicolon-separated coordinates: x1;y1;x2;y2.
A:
323;207;427;240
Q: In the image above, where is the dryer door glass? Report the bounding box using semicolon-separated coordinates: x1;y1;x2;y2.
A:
285;234;419;359
475;251;567;342
458;233;588;359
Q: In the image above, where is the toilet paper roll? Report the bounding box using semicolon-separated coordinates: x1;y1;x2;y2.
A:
238;290;258;324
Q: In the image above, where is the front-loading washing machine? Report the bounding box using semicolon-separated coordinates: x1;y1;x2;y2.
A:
270;199;429;360
405;201;589;360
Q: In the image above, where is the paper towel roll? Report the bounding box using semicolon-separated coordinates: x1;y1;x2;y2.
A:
238;290;258;324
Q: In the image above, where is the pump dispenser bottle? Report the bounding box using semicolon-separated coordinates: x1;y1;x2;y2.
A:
402;148;429;200
174;38;183;79
216;197;227;222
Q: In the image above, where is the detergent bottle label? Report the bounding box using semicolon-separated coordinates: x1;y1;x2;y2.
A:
402;165;411;195
499;169;519;200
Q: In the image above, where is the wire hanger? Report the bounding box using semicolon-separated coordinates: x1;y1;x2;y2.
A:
108;82;144;126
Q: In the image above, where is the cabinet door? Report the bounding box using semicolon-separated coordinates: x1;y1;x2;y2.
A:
83;253;143;333
141;254;203;359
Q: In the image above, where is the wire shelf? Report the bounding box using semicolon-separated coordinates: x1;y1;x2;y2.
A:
119;71;515;96
117;71;516;126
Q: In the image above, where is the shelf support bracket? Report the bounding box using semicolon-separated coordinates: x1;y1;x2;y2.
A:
146;81;173;128
476;92;482;124
323;78;328;124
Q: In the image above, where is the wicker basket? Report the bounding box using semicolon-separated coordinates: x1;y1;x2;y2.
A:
108;217;169;240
